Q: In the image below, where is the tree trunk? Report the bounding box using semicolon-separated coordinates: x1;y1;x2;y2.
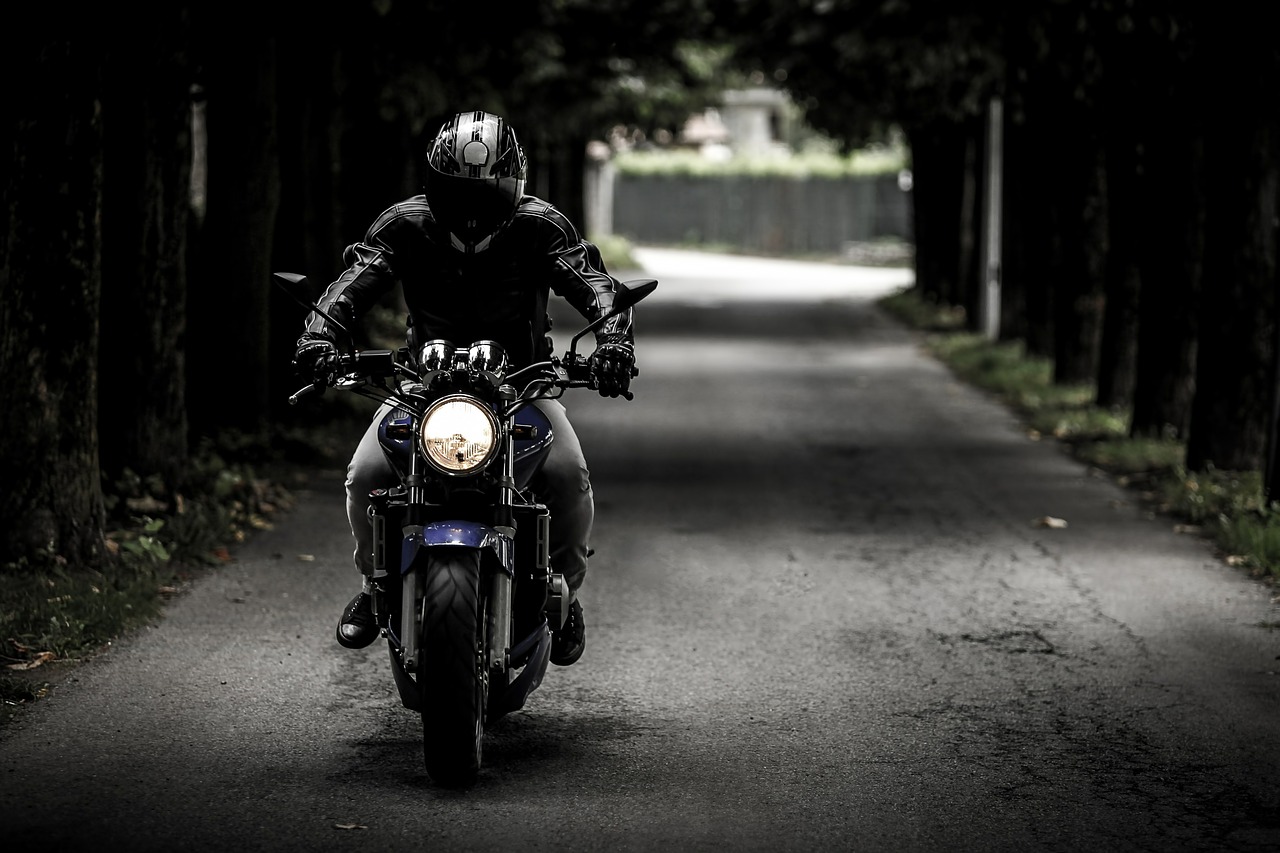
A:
1269;251;1280;498
904;119;966;310
1049;114;1106;386
1094;105;1142;409
1129;115;1202;440
556;134;590;237
187;34;281;435
272;36;345;423
1001;98;1055;358
0;40;107;569
99;13;192;487
998;108;1028;344
959;115;984;332
1185;41;1278;472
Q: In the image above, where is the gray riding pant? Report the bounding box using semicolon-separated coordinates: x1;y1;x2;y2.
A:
344;398;592;592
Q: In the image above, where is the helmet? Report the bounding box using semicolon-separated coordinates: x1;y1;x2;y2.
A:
423;111;527;254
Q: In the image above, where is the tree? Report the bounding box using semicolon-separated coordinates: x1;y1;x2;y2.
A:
1185;9;1280;473
185;27;282;434
99;10;194;488
1127;4;1203;440
0;40;108;569
1000;3;1110;381
1093;51;1143;410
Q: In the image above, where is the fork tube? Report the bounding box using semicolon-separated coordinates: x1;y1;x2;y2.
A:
483;399;519;671
497;390;517;531
400;452;429;672
407;452;428;510
489;402;518;672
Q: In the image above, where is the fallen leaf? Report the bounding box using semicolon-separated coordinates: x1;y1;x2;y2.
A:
1226;555;1248;566
125;495;168;514
1031;516;1068;529
6;651;56;671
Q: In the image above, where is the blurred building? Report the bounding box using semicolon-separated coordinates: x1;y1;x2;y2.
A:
678;87;794;158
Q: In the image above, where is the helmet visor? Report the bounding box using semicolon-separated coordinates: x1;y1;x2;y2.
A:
425;168;523;252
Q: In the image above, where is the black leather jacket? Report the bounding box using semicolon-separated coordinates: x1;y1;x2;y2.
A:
299;194;634;369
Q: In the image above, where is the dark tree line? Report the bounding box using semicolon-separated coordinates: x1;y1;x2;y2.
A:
4;0;1277;574
721;0;1280;488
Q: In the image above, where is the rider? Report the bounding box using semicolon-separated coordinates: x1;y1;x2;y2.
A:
292;110;637;666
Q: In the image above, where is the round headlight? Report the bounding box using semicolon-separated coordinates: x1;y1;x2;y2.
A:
419;395;500;475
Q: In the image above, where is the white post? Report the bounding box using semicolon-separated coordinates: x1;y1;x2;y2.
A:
583;141;615;239
979;96;1003;341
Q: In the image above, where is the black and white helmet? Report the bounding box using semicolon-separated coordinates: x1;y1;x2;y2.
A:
423;111;527;254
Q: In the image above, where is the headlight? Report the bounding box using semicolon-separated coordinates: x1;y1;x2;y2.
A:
418;395;500;475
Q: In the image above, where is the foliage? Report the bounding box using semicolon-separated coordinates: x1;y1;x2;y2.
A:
613;145;905;178
102;438;295;568
0;435;298;717
879;288;966;331
880;285;1280;581
0;561;169;663
590;233;641;270
359;0;728;145
1162;467;1267;524
1073;437;1184;475
716;0;1006;144
1159;468;1280;577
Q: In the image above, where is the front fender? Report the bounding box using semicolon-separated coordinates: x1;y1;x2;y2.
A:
401;521;514;576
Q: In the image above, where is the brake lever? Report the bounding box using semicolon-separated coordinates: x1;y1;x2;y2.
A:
289;382;326;405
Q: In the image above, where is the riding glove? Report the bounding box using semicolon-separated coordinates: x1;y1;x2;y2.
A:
589;342;636;398
293;339;338;382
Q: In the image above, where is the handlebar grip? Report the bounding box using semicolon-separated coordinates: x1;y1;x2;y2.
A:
319;353;346;374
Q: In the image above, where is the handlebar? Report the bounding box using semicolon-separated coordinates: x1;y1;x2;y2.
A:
288;348;637;407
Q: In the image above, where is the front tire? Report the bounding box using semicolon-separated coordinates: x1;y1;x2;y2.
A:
418;550;486;786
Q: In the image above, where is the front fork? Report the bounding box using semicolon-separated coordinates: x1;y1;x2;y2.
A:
369;424;556;676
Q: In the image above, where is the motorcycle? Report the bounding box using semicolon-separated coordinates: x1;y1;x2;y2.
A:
275;271;657;786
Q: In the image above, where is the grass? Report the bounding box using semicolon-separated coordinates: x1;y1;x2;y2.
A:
0;562;173;724
879;285;1280;582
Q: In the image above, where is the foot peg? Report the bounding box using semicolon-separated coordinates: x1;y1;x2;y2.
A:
545;573;570;631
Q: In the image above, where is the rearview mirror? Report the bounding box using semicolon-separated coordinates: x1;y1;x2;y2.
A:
613;279;658;312
272;270;353;346
568;278;659;358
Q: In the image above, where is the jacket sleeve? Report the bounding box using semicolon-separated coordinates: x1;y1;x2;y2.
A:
297;223;397;348
538;206;635;348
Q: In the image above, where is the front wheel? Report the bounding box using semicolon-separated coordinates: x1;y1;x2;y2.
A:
418;550;486;786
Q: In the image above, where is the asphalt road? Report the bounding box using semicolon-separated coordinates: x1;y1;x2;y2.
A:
2;248;1278;852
